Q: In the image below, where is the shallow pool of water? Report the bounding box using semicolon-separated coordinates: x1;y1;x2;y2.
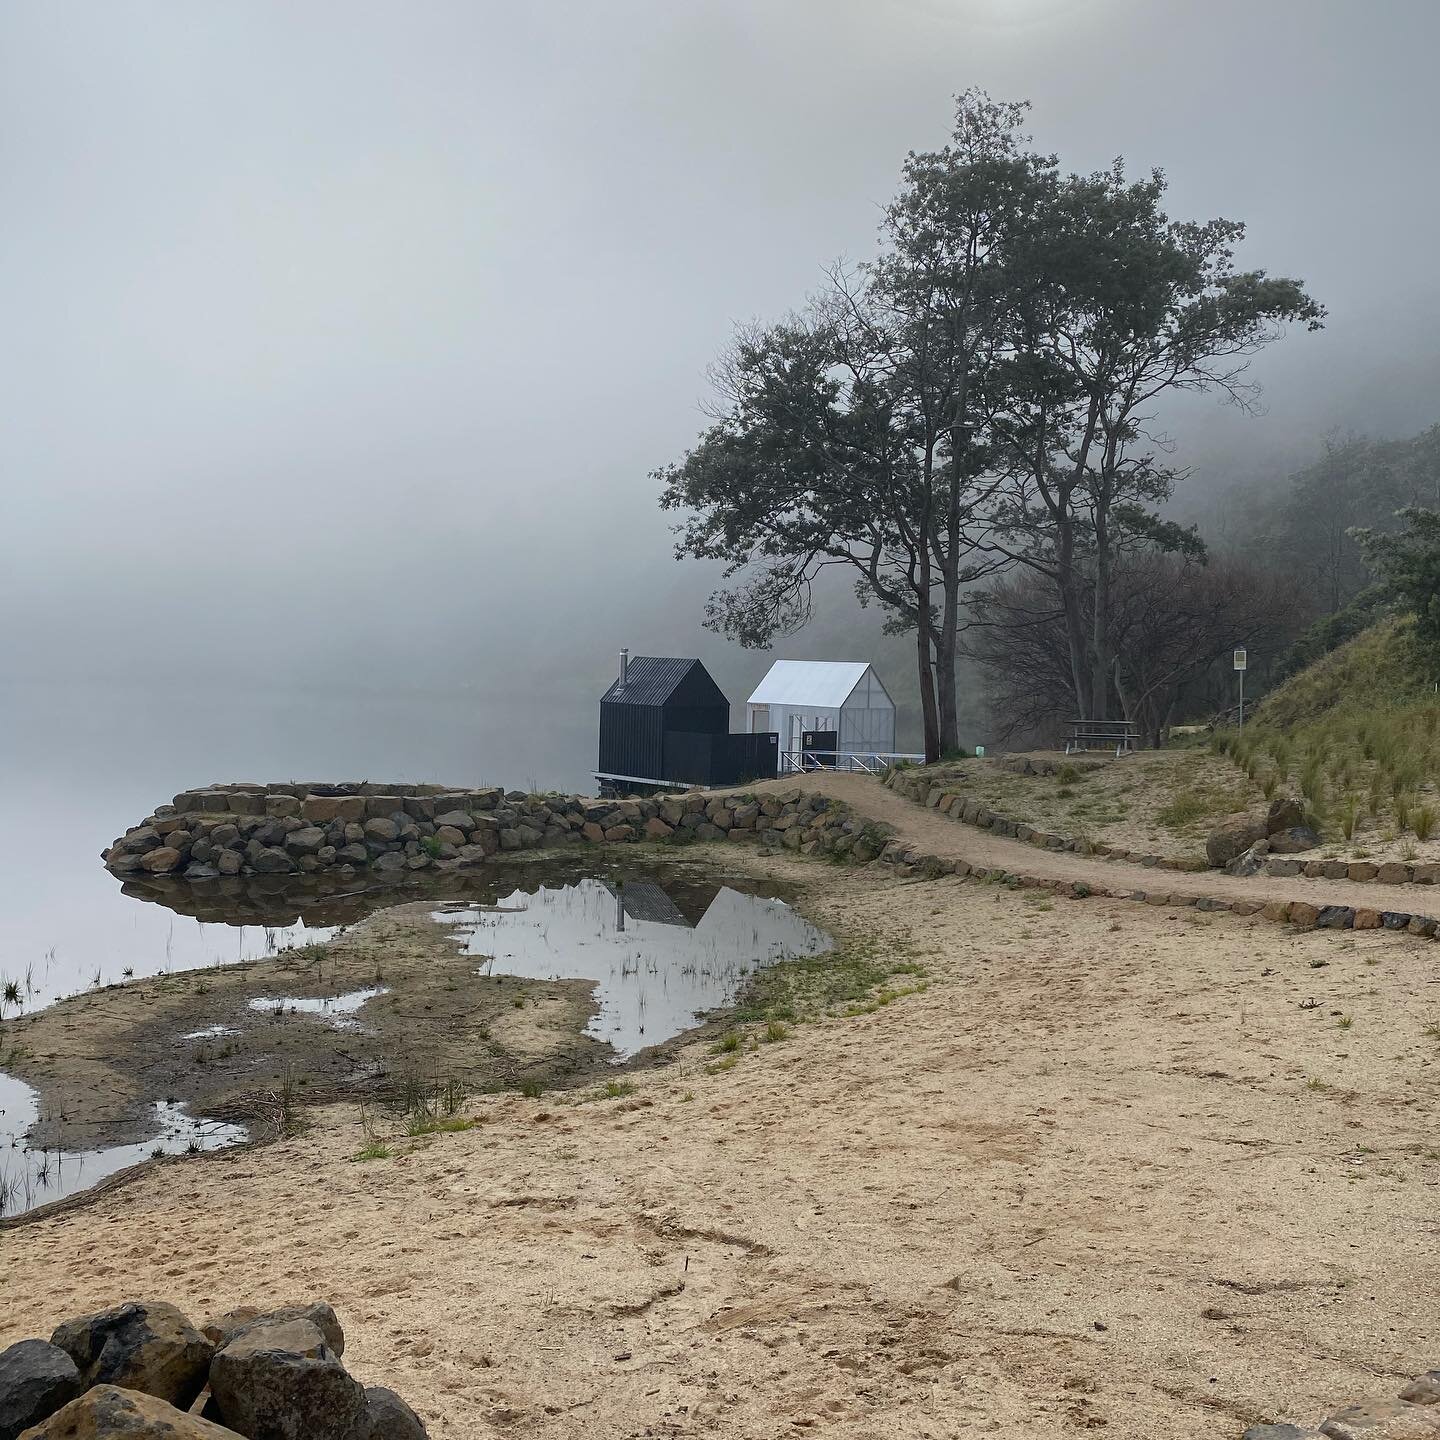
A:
247;986;389;1028
0;1084;245;1220
434;877;832;1057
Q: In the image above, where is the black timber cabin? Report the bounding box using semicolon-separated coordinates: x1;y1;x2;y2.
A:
596;650;778;795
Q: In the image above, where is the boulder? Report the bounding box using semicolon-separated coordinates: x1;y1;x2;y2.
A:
363;818;399;843
1225;845;1266;877
1400;1372;1440;1407
0;1339;83;1440
249;848;294;875
217;852;243;877
372;852;405;872
1269;825;1322;854
17;1384;243;1438
1265;796;1307;835
208;1318;366;1440
264;796;300;819
359;1386;427;1440
1205;816;1266;869
644;817;674;839
1317;1399;1440;1436
1242;1427;1324;1440
50;1303;212;1410
201;1305;343;1358
282;828;326;857
432;811;473;831
434;826;466;847
139;848;182;875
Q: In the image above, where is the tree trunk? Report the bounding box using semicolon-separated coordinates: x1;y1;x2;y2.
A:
1056;512;1092;719
1090;506;1111;721
916;624;940;763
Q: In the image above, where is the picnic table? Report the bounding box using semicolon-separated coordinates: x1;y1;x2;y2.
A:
1063;718;1137;757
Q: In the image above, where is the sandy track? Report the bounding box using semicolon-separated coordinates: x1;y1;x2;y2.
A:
773;770;1440;915
4;849;1438;1438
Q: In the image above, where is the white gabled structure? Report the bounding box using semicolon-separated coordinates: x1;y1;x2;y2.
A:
745;660;897;763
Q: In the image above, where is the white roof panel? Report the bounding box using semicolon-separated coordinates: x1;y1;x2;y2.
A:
747;660;872;708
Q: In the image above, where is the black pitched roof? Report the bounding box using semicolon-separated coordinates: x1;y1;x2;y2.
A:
600;656;728;709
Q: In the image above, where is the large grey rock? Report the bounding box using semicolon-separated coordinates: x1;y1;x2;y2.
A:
139;847;183;874
1266;796;1307;834
1318;1398;1440;1436
1269;825;1322;854
201;1304;343;1358
50;1302;212;1410
249;848;293;875
208;1318;366;1440
217;851;243;877
282;827;326;857
1206;815;1266;868
360;1386;427;1439
1401;1372;1440;1406
17;1384;243;1438
0;1340;83;1440
431;811;473;831
1243;1427;1324;1440
1226;844;1267;877
363;818;399;843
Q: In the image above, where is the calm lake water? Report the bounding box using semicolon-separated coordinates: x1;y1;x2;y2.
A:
0;682;825;1216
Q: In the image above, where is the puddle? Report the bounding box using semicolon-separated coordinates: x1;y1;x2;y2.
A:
181;1024;240;1041
435;878;832;1057
247;987;389;1029
0;1070;245;1219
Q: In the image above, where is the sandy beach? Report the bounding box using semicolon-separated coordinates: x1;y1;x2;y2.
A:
5;844;1437;1438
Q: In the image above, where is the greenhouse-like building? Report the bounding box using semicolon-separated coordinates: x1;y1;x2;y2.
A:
745;660;897;769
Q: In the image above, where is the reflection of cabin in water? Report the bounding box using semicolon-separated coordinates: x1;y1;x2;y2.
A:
605;880;689;928
596;650;778;794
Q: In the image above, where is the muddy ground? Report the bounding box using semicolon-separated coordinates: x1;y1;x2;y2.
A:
1;851;802;1152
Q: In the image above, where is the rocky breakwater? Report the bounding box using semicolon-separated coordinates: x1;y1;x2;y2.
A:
0;1298;424;1439
103;782;868;882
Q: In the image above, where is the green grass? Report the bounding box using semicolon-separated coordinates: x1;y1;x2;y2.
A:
405;1114;476;1137
351;1140;392;1161
705;1053;741;1074
761;1020;790;1043
518;1077;545;1099
730;933;921;1026
603;1079;636;1098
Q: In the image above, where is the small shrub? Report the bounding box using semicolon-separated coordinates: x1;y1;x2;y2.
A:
518;1077;545;1099
1414;804;1436;842
603;1079;636;1099
713;1030;742;1054
762;1020;791;1043
352;1141;392;1161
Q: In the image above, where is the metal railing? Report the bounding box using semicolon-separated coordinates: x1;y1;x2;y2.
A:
779;749;926;776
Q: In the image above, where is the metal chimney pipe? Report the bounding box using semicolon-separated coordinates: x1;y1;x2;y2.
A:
619;648;629;687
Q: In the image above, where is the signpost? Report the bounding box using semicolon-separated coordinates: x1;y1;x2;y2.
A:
1234;647;1248;729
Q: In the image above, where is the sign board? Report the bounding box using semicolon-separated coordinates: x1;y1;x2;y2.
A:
1233;648;1247;672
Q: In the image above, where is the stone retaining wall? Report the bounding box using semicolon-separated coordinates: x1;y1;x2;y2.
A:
885;768;1440;887
102;782;869;882
880;767;1440;938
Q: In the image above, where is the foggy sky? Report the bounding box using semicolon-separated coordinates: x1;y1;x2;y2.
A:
5;0;1439;716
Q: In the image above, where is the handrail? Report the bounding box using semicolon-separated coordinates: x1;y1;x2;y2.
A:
779;750;926;776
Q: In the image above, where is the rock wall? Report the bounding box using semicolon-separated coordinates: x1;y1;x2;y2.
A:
102;782;870;882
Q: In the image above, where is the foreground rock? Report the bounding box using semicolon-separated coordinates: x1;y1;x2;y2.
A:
207;1317;365;1440
50;1304;210;1412
1241;1368;1440;1438
1208;794;1320;870
9;1301;424;1440
18;1384;240;1438
0;1342;83;1440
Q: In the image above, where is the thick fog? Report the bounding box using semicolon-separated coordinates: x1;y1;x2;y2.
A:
5;0;1439;737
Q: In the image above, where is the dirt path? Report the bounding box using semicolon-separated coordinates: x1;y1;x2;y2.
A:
4;850;1438;1438
768;771;1440;916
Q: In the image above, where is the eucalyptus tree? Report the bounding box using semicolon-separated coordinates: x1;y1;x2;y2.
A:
656;92;1050;761
985;165;1324;719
